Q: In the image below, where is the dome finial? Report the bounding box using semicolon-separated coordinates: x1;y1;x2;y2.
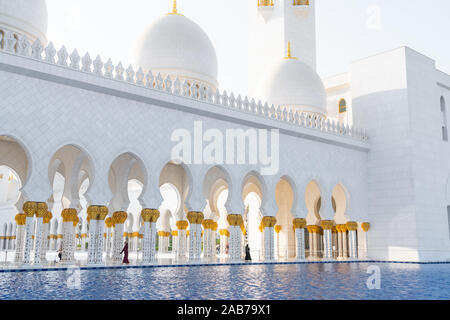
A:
171;0;178;14
168;0;183;16
284;41;298;60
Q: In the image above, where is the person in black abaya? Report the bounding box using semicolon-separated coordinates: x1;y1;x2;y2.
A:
245;244;252;261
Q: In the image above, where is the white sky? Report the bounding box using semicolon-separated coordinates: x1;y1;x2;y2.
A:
46;0;450;97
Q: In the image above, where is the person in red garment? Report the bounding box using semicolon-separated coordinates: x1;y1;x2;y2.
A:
120;238;129;264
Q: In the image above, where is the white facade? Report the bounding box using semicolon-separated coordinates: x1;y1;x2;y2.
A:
0;1;449;265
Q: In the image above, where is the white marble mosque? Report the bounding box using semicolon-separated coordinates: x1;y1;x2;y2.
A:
0;0;449;267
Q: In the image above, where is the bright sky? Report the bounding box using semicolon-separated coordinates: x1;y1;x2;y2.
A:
46;0;450;97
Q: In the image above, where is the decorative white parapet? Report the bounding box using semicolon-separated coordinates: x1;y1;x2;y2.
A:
0;29;368;143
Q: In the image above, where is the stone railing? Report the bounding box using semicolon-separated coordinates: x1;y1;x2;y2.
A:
0;29;368;142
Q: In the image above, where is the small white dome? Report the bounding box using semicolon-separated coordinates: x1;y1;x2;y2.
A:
0;0;48;44
133;13;218;89
256;58;327;116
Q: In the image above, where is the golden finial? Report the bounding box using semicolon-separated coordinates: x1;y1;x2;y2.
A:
172;0;177;14
168;0;183;16
284;41;298;60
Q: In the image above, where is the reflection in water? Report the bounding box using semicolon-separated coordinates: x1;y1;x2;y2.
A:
0;263;449;300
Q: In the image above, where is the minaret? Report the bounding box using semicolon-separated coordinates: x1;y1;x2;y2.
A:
249;0;316;96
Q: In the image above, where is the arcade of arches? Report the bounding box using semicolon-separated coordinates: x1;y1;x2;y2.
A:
0;138;370;266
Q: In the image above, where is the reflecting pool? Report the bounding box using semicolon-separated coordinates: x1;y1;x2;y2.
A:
0;263;449;300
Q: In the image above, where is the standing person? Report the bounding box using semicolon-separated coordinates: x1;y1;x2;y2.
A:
120;239;129;264
57;245;62;262
245;244;252;261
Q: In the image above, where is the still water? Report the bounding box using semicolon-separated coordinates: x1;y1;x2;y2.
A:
0;263;449;300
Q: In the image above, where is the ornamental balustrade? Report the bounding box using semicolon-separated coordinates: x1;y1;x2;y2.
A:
0;28;368;142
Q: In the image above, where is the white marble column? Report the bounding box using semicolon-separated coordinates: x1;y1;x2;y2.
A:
175;225;187;260
171;231;178;254
141;209;160;264
211;223;217;257
87;218;97;265
22;202;38;265
60;209;77;264
227;214;244;261
111;211;127;263
342;226;348;259
187;212;204;261
293;218;306;260
39;212;52;263
95;218;106;264
321;220;334;260
337;228;343;258
229;226;241;260
307;226;314;258
158;231;169;254
14;214;26;264
87;206;108;265
261;216;276;261
360;222;370;259
202;220;213;258
104;217;112;258
347;222;358;259
219;229;229;256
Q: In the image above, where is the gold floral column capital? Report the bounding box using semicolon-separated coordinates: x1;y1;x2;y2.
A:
112;211;128;224
346;221;358;231
176;220;189;230
293;218;306;229
35;202;48;218
202;219;214;229
187;211;204;224
226;214;239;226
321;220;334;230
62;208;78;222
43;211;53;224
307;225;320;233
262;216;277;228
15;213;26;225
105;217;114;228
73;216;80;227
23;201;37;217
362;222;371;232
196;212;204;224
274;225;282;233
87;205;108;221
141;209;160;222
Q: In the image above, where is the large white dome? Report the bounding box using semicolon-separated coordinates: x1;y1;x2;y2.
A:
256;57;327;117
0;0;48;44
133;13;218;89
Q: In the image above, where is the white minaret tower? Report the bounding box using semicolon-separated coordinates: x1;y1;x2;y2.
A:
248;0;316;97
